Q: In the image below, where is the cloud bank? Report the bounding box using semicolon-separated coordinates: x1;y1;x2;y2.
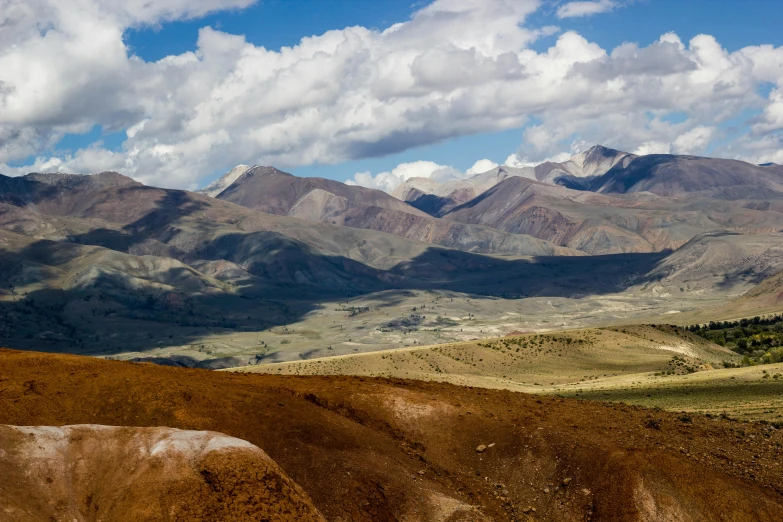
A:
1;0;782;189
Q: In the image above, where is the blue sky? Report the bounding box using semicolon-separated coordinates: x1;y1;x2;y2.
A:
2;0;782;190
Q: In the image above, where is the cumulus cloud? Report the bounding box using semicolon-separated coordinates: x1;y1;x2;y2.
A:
466;159;499;175
347;161;460;193
1;0;783;188
633;141;671;156
504;151;571;168
557;1;616;19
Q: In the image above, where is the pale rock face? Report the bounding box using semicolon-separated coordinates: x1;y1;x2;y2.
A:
0;424;326;521
197;164;253;197
288;188;349;223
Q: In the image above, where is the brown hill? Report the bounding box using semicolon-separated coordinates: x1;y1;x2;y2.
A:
643;231;783;294
1;348;782;521
214;166;423;217
0;424;324;521
670;268;783;324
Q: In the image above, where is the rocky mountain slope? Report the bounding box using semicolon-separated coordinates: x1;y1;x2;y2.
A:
197;164;252;197
2;348;782;521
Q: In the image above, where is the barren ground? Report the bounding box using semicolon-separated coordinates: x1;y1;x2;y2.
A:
1;348;783;521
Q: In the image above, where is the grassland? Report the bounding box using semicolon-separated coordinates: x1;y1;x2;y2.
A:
229;324;783;422
230;324;739;388
556;363;783;423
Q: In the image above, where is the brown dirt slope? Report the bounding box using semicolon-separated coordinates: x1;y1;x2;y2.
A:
0;425;324;522
1;348;783;521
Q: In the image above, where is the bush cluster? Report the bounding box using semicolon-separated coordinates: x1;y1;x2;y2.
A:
688;314;783;365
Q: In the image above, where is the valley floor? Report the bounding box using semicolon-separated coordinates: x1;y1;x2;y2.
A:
106;288;735;367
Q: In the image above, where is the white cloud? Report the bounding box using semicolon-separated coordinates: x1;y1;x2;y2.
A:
347;161;457;193
633;141;671;156
504;154;535;168
347;157;506;193
672;125;716;155
466;159;499;175
1;0;783;188
504;151;571;168
557;1;616;19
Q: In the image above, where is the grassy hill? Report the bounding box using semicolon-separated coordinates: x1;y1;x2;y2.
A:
230;324;739;389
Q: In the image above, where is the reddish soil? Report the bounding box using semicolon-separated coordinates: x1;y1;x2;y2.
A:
1;348;783;521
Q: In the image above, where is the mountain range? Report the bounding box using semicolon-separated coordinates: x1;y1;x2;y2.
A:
0;145;782;362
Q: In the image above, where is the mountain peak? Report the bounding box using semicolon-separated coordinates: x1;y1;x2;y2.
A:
197;165;253;197
241;165;292;178
198;165;294;198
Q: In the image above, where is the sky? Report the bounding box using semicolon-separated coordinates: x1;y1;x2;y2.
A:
1;0;782;192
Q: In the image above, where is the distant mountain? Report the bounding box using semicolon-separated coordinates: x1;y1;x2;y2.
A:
392;145;634;215
0;170;594;354
3;150;783;359
392;147;783;216
589;154;783;198
392;166;531;216
213;166;422;218
204;165;577;257
532;145;636;188
442;175;783;254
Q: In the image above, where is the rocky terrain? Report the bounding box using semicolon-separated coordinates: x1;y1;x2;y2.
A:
2;348;783;521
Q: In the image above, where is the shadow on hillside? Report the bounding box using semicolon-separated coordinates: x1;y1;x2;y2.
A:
0;182;679;361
